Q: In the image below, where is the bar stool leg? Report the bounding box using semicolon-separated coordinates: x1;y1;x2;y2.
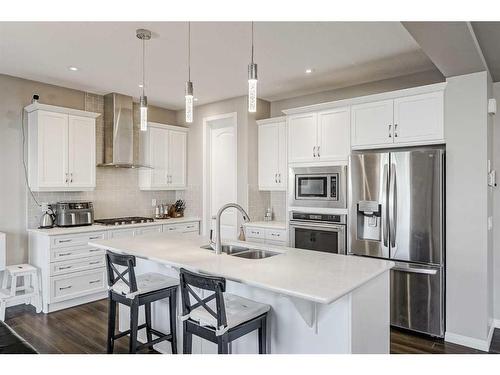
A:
217;334;229;354
10;275;17;297
0;300;6;322
129;300;139;354
258;315;267;354
145;302;153;349
107;294;116;354
24;274;30;305
169;291;178;354
182;321;192;354
1;270;7;290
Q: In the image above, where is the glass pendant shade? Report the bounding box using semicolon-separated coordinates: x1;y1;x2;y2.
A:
140;95;148;131
185;81;194;123
248;62;258;113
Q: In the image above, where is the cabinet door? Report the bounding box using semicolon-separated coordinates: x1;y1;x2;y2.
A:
68;115;96;188
277;121;287;189
37;111;69;188
351;100;394;147
150;126;169;188
258;123;280;190
168;130;187;189
317;107;350;162
288;113;318;163
108;228;136;239
394;92;444;144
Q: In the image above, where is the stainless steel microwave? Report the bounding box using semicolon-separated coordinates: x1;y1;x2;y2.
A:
289;166;346;209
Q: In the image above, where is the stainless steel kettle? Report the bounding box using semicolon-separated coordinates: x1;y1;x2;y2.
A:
40;208;55;229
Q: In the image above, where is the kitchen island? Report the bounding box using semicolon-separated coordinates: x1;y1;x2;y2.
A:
89;233;394;354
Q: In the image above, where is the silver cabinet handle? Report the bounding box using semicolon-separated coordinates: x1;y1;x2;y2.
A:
89;261;100;265
313;146;316;157
89;280;101;284
275;173;278;183
65;173;68;183
89;236;101;240
388;124;392;138
58;266;72;270
59;252;72;256
394;124;398;138
317;146;321;157
70;172;73;183
278;173;281;183
89;249;100;252
58;239;72;243
392;266;437;275
59;285;72;290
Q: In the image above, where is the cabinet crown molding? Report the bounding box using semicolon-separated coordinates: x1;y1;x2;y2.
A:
282;82;447;115
256;116;286;126
147;122;189;132
24;103;100;119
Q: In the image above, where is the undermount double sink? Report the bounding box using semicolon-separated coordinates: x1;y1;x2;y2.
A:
200;244;280;259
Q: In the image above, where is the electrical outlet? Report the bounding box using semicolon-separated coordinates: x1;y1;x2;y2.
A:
151;199;157;207
41;202;48;211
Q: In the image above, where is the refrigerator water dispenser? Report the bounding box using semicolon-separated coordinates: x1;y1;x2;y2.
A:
357;200;381;241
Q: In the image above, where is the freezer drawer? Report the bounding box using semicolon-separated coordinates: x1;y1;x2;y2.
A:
390;263;444;337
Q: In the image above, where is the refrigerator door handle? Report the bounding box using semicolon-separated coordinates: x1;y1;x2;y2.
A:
389;164;397;248
382;163;389;247
392;266;438;275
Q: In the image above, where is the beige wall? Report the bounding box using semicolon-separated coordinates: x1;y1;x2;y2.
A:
270;69;444;116
0;73;177;265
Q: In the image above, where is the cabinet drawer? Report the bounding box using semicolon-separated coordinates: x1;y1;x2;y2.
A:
135;225;162;236
265;229;287;241
245;227;265;239
182;222;199;233
51;232;106;248
163;222;199;234
266;239;288;247
50;255;105;276
50;244;104;262
50;268;107;303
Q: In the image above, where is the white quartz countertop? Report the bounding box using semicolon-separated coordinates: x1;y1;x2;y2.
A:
243;221;287;230
89;233;394;305
27;217;201;236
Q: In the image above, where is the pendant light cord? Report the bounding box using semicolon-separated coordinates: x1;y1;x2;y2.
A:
142;37;146;96
251;21;254;64
188;22;191;81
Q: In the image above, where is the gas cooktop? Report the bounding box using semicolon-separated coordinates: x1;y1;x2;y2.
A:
94;217;155;226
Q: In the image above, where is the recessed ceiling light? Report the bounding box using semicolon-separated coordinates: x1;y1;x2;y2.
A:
305;68;313;74
68;66;79;71
138;84;144;88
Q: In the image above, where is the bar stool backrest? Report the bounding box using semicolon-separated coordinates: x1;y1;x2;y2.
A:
105;251;138;295
179;268;227;330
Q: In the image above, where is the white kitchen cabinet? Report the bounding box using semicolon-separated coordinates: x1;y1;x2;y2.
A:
317;107;350;162
257;117;286;191
26;103;99;191
288;113;317;164
351;91;445;149
288;107;350;165
139;122;188;191
351;100;394;147
244;224;288;246
393;91;444;144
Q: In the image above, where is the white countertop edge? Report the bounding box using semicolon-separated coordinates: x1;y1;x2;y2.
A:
27;217;201;236
89;238;394;305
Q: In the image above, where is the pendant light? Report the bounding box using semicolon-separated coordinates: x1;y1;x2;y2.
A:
137;28;151;131
185;22;194;123
248;21;258;113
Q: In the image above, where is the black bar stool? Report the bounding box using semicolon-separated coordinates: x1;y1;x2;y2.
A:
105;251;179;354
179;268;270;354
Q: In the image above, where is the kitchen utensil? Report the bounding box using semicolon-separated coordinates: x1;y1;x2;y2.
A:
39;208;55;229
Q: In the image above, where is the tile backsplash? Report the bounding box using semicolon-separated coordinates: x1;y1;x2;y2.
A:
270;191;287;222
26;93;176;228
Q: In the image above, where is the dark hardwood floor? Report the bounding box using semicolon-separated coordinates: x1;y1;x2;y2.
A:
4;299;500;354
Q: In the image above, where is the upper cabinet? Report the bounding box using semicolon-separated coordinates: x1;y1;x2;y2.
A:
139;122;188;191
258;117;286;191
351;90;444;149
26;103;99;191
288;107;350;165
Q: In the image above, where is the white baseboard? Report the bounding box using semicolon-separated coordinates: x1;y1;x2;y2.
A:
445;326;495;352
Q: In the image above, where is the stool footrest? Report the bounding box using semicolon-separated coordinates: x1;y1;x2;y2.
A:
113;323;148;340
136;332;173;351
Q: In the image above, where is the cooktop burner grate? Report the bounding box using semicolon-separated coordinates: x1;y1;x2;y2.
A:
94;217;155;226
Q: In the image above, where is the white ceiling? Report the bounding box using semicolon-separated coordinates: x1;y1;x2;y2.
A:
0;22;436;109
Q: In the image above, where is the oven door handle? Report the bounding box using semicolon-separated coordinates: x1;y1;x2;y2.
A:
289;222;345;231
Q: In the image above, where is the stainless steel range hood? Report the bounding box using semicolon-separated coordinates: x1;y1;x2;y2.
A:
97;93;150;168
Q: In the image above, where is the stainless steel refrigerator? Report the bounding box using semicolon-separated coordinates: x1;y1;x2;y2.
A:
349;146;445;337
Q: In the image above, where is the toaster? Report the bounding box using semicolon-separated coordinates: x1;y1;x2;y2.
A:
54;201;94;227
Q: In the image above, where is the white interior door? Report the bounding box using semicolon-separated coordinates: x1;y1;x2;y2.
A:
38;111;68;188
168;130;187;188
150;126;168;188
68;115;95;188
209;117;237;240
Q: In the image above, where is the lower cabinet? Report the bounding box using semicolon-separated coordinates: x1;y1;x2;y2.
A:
29;219;200;313
244;226;288;246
